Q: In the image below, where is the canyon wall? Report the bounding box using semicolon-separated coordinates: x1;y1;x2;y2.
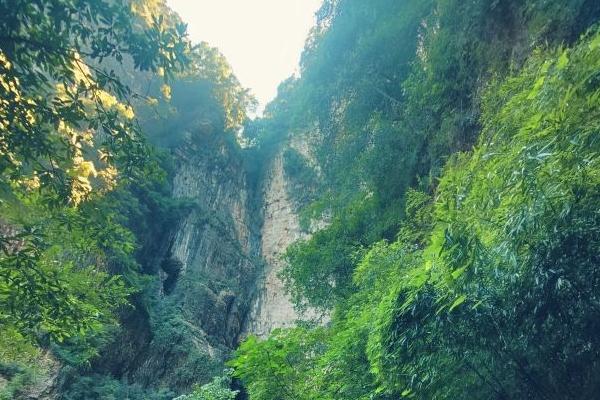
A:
166;134;259;348
62;133;266;394
50;129;323;398
245;151;305;337
245;132;325;338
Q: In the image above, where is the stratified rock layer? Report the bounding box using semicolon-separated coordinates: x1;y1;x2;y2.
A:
245;132;326;338
246;151;304;336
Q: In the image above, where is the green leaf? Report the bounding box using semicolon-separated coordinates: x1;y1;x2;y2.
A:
527;76;545;99
449;295;466;312
451;266;467;280
557;51;569;70
471;300;484;310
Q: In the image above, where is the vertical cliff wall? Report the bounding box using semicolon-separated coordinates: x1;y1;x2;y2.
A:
245;150;305;336
54;128;324;397
166;134;258;348
245;132;326;338
60;132;266;396
125;133;263;389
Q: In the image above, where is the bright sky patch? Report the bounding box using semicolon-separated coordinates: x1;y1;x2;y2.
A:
167;0;322;114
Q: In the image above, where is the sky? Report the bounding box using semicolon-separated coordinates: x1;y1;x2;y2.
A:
167;0;323;113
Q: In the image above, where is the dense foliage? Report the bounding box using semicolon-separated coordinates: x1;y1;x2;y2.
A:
277;0;600;312
0;0;189;346
54;32;254;400
0;1;253;399
174;371;238;400
232;1;600;399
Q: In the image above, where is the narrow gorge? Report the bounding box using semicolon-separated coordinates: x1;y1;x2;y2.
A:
1;1;600;399
52;127;326;398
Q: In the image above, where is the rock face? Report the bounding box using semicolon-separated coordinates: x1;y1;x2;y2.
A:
245;132;326;338
157;129;324;346
51;129;324;397
124;133;264;388
137;130;324;382
71;132;266;394
4;353;60;400
166;134;259;347
18;354;60;400
245;151;305;337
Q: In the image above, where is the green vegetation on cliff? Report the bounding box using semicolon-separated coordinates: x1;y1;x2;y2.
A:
231;1;600;399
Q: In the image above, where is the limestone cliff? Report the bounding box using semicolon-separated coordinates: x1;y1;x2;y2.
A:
245;151;305;336
56;132;265;396
245;132;326;338
166;133;258;348
52;128;324;397
119;132;262;388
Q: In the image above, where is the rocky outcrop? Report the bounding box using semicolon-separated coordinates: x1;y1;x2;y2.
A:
18;354;60;400
245;133;326;338
65;132;265;395
1;352;60;400
166;133;258;347
51;128;325;397
120;132;264;389
245;151;305;337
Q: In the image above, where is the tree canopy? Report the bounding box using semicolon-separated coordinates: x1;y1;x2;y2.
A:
0;0;190;349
